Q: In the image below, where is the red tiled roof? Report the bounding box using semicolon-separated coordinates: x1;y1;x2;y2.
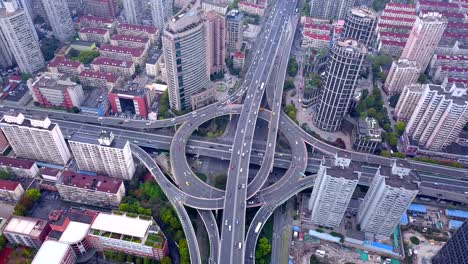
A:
377;23;413;30
304;32;330;41
380;16;415;22
234;51;244;59
60;171;123;193
77;15;114;24
448;22;468;29
436;54;468;61
100;44;144;57
41;167;61;177
48;57;82;68
118;23;158;34
379;31;409;38
380;39;406;46
80;70;119;83
92;57;133;68
382;9;415;15
79;27;109;35
304;23;330;31
334;27;344;34
441;66;468;72
448;78;468;84
0;180;20;191
111;34;149;43
419;0;459;8
0;156;35;169
386;3;416;9
421;10;465;18
443;32;468;39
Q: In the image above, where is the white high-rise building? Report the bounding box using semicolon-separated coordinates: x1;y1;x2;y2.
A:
0;1;44;73
150;0;172;29
384;59;419;95
68;131;136;180
308;159;359;228
122;0;144;25
0;29;13;69
358;167;418;239
0;112;71;165
401;83;468;151
162;1;209;111
40;0;74;42
400;12;447;71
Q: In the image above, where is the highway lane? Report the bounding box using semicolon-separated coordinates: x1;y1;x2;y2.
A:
219;1;293;262
197;210;219;264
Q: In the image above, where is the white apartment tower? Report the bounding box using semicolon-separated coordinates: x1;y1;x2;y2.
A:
400;12;447;71
0;1;44;73
41;0;74;42
122;0;142;25
308;160;359;228
0;112;71;165
150;0;172;29
403;83;468;151
384;59;419;95
162;2;209;110
394;83;424;121
358;168;418;238
68;131;136;180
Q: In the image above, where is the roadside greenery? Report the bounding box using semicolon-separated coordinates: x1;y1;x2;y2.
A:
287;57;298;77
40;38;60;61
104;250;156;264
13;189;41;216
0;170;14;180
283;104;298;124
284;79;295;91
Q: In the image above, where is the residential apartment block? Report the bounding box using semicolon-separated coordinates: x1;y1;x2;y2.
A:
0;113;71;165
100;44;147;66
79;70;121;90
56;171;125;207
47;57;85;77
2;216;51;248
205;10;226;75
91;57;135;80
84;0;116;18
41;0;75;42
79;27;111;45
110;34;150;49
0;156;39;178
226;9;244;54
0;179;24;202
75;15;116;30
308;161;359;228
68;131;135;180
384;59;419;95
352;117;382;153
117;24;159;44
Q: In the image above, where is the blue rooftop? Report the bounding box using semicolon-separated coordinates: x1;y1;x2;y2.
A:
364;241;394;251
449;220;464;229
446;209;468;219
408;204;427;214
400;212;409;225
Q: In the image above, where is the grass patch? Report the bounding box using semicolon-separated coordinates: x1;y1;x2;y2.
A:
410;236;420;245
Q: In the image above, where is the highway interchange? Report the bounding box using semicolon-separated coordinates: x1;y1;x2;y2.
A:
1;0;468;263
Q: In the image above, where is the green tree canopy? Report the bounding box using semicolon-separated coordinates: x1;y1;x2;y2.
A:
255;237;271;259
395;121;406;136
287;58;298;77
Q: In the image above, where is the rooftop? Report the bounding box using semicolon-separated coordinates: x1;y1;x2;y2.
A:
69;132;126;149
356;117;382;142
239;1;264;9
336;39;368;53
304;32;330;41
118;23;158;34
91;213;152;238
234;51;244;59
146;49;163;64
0;156;35;169
79;27;109;35
3;216;48;237
1;113;56;131
100;44;145;57
0;179;20;191
82;88;109;109
40;167;61;177
92;57;133;68
350;6;376;19
79;70;119;83
304;23;330;30
226;9;244;21
58;171;123;193
379;31;409;39
111;34;149;43
48;56;82;69
59;221;90;244
380;39;406;46
380;15;415;22
32;72;78;92
32;240;70;264
77;15;115;24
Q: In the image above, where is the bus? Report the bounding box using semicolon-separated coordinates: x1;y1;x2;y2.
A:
254;222;262;234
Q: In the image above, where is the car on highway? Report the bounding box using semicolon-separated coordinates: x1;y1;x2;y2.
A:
229;225;232;231
185;181;190;187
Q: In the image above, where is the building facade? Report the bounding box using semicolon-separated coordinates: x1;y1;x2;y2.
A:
78;27;111;45
28;72;85;110
394;83;424;121
47;57;84;77
100;44;147;66
0;179;24;203
149;0;172;29
108;87;149;117
308;162;359;228
226;9;244;54
402;83;468;151
384;59;419;95
400;12;447;71
110;34;150;49
68;131;135;180
79;70;120;90
432;219;468;264
40;0;75;42
0;113;72;165
204;10;226;75
122;0;144;25
358;169;418;238
352;117;382;153
2;216;51;248
91;57;135;79
32;240;76;264
84;0;116;18
343;7;377;47
117;24;159;44
56;171;125;207
162;6;210;110
190;85;216;110
0;1;45;73
313;39;367;132
0;156;39;178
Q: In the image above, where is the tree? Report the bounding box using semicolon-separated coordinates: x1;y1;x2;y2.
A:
418;73;428;84
0;169;14;180
143;257;151;264
287;58;298;77
116;252;126;262
284;79;295;91
126;254;134;263
40;38;60;61
179;239;190;264
0;235;6;251
119;203;129;212
388;132;399;147
21;73;33;82
72;50;99;64
393;152;406;158
71;106;80;113
161;256;172;264
256;237;271;259
380;150;391;158
26;189;41;202
395;121;406;136
389;93;400;108
158;89;170;118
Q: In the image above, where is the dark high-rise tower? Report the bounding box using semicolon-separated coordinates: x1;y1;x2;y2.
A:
314;39;367;132
432;219;468;264
344;7;377;46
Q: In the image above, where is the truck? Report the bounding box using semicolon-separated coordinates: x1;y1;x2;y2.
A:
293;231;298;238
254;222;262;234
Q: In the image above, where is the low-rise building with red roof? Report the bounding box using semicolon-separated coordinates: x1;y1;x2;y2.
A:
79;70;121;90
0;179;24;202
238;1;265;16
434;66;468;82
91;57;135;79
110;34;150;49
0;156;39;178
75;15;116;30
56;171;125;208
100;44;147;65
378;39;406;57
233;51;245;69
79;27;111;45
48;57;84;76
117;23;159;44
301;32;330;51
